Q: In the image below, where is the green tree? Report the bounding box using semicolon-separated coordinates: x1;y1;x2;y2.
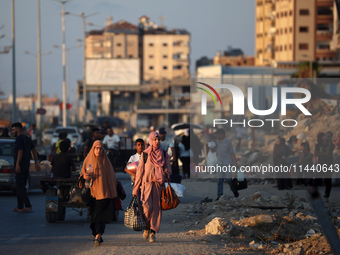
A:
292;61;322;78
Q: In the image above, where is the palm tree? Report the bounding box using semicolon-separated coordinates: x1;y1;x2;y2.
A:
292;61;322;78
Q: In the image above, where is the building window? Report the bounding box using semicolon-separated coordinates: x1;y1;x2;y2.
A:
280;45;282;51
149;43;154;47
173;65;182;70
300;9;309;15
290;27;293;33
285;11;287;17
163;55;168;58
128;55;133;58
117;55;122;58
163;43;168;47
285;28;287;34
299;26;308;32
149;55;154;58
163;66;168;70
299;43;309;50
285;45;287;50
289;10;293;16
289;44;292;50
149;66;154;70
117;43;122;47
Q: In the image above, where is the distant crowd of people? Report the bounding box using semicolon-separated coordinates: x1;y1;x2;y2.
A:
273;131;339;200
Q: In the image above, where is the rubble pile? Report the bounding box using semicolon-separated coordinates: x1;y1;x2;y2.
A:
183;191;340;254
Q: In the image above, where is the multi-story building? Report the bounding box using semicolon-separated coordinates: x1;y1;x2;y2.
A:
213;48;255;66
255;0;276;66
255;0;340;66
82;16;191;128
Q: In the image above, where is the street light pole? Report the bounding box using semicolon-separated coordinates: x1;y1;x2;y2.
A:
54;0;72;127
53;43;81;124
82;14;87;124
69;12;98;124
12;0;17;122
61;3;67;127
37;0;42;137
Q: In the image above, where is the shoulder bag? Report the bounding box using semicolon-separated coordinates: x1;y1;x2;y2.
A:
144;152;180;210
69;176;93;206
161;177;180;210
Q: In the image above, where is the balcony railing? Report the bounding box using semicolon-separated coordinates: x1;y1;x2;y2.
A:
316;31;333;41
316;14;333;24
316;49;337;58
316;0;333;7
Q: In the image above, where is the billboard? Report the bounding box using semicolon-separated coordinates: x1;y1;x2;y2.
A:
86;59;140;86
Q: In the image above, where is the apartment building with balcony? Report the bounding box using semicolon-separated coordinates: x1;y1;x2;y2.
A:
81;16;191;128
255;0;276;66
255;0;340;67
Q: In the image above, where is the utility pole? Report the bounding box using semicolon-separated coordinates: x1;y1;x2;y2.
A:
12;0;17;122
37;0;42;137
69;12;98;124
61;2;67;127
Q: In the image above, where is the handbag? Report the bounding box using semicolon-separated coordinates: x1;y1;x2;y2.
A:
69;177;93;206
232;178;248;191
124;196;146;231
117;180;126;201
161;178;180;210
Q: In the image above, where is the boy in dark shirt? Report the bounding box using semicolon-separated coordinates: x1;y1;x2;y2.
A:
83;127;100;159
51;140;75;178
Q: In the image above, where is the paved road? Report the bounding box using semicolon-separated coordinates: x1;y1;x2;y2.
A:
0;174;134;254
1;172;340;255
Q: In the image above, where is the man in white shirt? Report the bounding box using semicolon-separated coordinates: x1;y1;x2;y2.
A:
103;128;121;167
159;127;176;162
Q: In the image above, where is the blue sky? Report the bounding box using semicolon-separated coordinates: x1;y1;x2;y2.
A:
0;0;255;100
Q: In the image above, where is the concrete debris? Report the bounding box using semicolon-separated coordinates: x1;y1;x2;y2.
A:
305;229;316;237
184;189;340;254
205;217;232;236
250;191;261;201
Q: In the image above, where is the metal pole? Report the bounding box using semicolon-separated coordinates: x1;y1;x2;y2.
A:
62;3;67;127
66;48;69;122
82;15;87;124
37;0;42;140
11;0;17;122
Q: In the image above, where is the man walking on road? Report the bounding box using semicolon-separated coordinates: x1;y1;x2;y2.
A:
215;128;240;200
103;128;121;167
11;122;41;213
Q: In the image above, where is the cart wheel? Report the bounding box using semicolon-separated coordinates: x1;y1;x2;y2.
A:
46;188;58;223
57;206;66;221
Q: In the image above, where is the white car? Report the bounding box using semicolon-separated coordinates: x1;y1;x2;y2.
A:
51;126;83;153
42;128;54;145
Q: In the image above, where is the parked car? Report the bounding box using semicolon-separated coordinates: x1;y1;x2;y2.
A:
51;126;83;155
42;128;54;145
0;138;52;193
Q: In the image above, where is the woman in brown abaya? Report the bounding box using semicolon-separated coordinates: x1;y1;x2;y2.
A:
81;140;117;246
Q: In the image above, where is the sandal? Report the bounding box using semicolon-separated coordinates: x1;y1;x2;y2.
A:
94;239;100;246
93;237;103;246
19;207;32;213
